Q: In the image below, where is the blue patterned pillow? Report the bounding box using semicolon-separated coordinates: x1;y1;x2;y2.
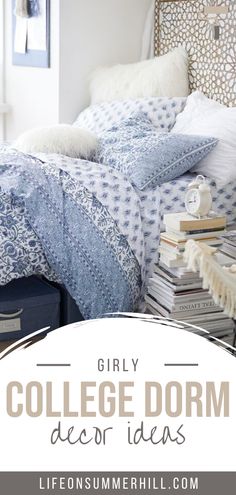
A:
96;113;218;190
74;97;186;135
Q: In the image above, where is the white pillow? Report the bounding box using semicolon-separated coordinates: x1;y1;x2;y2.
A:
90;46;189;104
14;124;98;159
172;91;236;185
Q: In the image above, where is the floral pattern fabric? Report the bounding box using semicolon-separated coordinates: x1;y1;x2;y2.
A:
0;146;142;318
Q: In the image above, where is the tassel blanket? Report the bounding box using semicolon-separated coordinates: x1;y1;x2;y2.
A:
184;240;236;319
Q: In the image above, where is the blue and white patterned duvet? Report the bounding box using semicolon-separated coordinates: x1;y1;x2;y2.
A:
0;145;236;319
0;146;144;318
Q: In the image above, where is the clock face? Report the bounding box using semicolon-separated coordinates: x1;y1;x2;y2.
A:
185;189;201;216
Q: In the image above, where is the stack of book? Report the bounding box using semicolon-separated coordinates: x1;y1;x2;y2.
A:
145;212;235;342
159;212;226;269
220;231;236;260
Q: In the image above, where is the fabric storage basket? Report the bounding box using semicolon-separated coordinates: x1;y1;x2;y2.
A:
0;276;60;341
54;283;84;325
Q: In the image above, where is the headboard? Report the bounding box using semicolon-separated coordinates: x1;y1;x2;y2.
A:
154;0;236;106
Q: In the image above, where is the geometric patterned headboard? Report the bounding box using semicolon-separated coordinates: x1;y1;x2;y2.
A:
154;0;236;106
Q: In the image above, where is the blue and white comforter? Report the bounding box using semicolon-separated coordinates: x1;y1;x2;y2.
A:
0;145;236;319
0;146;143;319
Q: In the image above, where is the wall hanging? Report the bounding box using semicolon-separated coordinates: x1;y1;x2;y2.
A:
154;0;236;106
12;0;50;68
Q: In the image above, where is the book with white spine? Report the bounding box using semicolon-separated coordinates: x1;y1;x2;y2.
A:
145;294;221;319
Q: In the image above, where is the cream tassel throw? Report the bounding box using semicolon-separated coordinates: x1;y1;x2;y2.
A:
184;240;236;319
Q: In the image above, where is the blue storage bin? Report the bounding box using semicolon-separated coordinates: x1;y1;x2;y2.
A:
48;282;84;325
0;276;60;341
59;285;84;325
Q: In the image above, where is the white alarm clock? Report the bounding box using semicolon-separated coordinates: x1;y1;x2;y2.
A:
185;175;212;218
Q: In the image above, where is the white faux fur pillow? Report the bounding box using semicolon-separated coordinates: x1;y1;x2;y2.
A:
14;124;98;159
90;46;189;104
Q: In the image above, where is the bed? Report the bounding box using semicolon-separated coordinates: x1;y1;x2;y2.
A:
0;138;235;321
1;0;235;322
0;96;184;320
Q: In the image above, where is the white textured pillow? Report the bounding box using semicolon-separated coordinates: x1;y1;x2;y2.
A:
172;91;236;185
90;46;189;104
14;124;98;159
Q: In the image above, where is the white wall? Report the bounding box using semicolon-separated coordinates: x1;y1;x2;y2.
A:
59;0;152;123
4;0;152;140
4;0;60;140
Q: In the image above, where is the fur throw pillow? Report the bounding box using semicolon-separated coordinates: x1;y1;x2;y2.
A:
90;46;189;104
14;124;98;159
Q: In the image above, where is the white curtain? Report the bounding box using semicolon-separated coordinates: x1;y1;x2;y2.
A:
140;0;155;60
